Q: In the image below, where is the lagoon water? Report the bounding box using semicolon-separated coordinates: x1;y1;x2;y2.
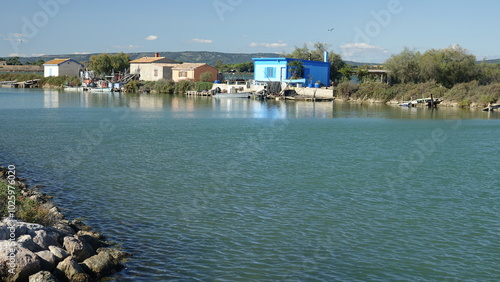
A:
0;88;499;281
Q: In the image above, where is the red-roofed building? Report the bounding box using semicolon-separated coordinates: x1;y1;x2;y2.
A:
43;59;84;77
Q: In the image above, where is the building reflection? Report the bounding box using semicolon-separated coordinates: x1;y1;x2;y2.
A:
43;89;59;108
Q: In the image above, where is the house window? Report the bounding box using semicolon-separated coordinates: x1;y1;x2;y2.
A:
179;71;187;78
265;67;276;78
154;69;158;77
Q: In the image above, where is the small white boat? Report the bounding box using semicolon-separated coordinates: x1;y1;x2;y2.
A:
63;86;86;92
213;92;252;98
89;87;113;93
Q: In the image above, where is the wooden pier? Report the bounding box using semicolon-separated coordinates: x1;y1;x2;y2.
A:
0;79;40;88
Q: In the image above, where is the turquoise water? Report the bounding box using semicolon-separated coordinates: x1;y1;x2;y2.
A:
0;88;499;281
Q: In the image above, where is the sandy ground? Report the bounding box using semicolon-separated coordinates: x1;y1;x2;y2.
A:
0;65;43;72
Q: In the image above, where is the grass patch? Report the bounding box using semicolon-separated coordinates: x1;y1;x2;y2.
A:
0;181;57;226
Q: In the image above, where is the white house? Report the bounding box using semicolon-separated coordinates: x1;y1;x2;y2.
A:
43;59;84;77
129;54;179;81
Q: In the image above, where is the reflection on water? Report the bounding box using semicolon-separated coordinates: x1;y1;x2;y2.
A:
0;88;498;120
43;89;59;108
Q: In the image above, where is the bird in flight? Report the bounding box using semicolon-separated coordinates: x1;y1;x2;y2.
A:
328;28;335;31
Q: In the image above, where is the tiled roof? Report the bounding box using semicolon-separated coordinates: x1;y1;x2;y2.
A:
172;63;209;70
44;59;72;65
130;57;178;64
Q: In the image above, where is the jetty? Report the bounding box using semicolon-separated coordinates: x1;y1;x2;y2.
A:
0;79;40;88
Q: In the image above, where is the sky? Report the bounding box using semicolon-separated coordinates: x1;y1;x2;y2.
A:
1;0;500;63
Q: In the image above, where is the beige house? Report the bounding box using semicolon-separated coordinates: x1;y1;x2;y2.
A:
129;55;179;81
43;59;84;77
172;63;218;82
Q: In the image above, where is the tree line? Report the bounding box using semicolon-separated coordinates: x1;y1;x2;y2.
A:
383;45;493;88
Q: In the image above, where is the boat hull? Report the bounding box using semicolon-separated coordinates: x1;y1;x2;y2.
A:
213;93;252;98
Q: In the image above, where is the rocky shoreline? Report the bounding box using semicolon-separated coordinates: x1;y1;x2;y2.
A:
0;166;130;281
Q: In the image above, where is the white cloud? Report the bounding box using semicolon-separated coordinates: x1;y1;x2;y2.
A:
340;43;389;62
8;53;25;57
2;33;28;42
249;41;288;48
191;38;214;44
72;52;90;55
31;53;45;56
145;35;158;41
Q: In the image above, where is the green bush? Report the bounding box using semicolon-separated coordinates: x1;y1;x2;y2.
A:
40;75;80;87
124;80;141;93
0;182;56;226
194;81;213;92
0;73;43;82
457;99;471;108
154;79;175;94
335;82;359;99
174;80;195;94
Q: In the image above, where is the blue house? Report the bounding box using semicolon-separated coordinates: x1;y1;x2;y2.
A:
253;57;331;86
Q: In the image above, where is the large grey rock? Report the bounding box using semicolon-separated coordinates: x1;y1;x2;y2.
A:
13;221;45;238
33;229;60;250
36;250;57;271
62;236;94;262
29;270;58;282
54;256;91;281
18;234;42;252
82;252;118;279
0;241;41;282
96;247;131;262
48;245;70;262
52;220;76;236
0;219;18;241
77;230;108;250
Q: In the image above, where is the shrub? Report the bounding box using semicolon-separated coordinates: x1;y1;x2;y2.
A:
457;99;471;108
174;80;195;94
40;75;80;87
200;72;214;82
124;80;141;93
0;73;43;82
194;81;213;92
154;79;175;94
335;82;359;99
0;182;56;226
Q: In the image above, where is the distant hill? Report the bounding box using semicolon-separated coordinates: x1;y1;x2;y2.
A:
481;59;500;64
16;51;372;66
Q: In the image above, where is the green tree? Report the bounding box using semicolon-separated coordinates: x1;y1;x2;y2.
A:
34;59;45;66
287;60;304;79
478;62;500;85
339;65;353;82
6;56;22;65
356;66;369;83
384;47;422;84
286;42;345;84
110;52;130;73
215;60;224;69
89;53;130;76
200;71;214;82
329;52;346;84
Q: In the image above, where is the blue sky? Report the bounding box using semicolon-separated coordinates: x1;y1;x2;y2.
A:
1;0;499;63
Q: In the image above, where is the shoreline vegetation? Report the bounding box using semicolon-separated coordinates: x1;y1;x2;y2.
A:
0;166;130;281
1;72;498;109
2;44;500;109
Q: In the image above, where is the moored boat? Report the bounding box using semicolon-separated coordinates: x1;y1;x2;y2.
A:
212;92;252;98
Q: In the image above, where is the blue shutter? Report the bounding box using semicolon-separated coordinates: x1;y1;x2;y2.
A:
265;67;276;78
